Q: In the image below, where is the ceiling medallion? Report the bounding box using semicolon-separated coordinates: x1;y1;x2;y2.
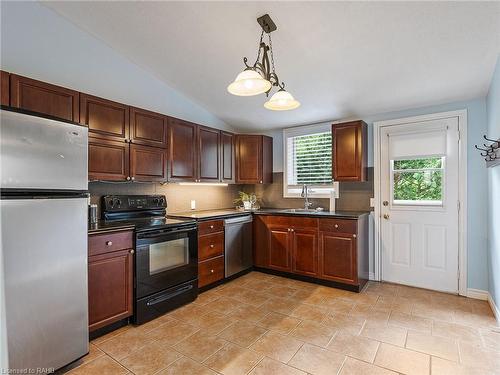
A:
227;14;300;111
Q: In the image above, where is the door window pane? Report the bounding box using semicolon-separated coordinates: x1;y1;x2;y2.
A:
392;157;444;205
150;238;188;275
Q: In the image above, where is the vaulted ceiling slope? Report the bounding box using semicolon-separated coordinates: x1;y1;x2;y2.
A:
43;1;499;131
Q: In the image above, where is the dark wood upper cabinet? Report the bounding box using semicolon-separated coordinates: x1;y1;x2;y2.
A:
221;131;235;183
88;137;130;181
319;232;357;285
332;120;367;181
10;74;79;122
1;71;9;106
168;118;197;181
130;144;167;182
80;94;129;141
198;125;220;182
235;135;273;184
291;228;318;277
130;107;167;148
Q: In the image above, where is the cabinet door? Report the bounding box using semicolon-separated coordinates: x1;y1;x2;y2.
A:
291;228;318;277
1;70;9;106
130;107;167;148
268;226;291;272
319;232;357;284
332;121;367;181
89;137;129;181
198;126;220;181
130;144;167;182
88;249;133;331
221;131;235;183
80;94;129;141
253;215;269;267
235;135;262;183
10;74;79;122
168;118;197;181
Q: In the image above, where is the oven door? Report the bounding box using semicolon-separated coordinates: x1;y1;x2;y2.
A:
136;225;198;299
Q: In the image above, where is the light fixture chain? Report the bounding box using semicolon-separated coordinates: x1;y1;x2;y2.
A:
268;32;276;74
255;29;265;66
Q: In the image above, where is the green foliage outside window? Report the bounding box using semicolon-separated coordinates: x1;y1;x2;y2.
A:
294;132;332;185
393;157;443;202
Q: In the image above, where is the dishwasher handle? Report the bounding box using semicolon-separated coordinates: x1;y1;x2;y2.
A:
224;215;253;225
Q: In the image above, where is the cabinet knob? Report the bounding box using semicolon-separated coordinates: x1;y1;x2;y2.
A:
210;269;214;273
131;176;135;181
291;229;294;232
353;234;357;238
126;176;131;181
106;241;113;246
210;225;214;229
129;249;135;254
210;244;214;248
334;224;339;229
259;180;263;183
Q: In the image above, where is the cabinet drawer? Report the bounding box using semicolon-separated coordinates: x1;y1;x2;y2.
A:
198;256;224;288
198;220;224;235
199;232;224;261
264;215;318;229
319;218;357;234
88;230;134;256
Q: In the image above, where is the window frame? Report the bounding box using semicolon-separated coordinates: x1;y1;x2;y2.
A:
283;123;336;198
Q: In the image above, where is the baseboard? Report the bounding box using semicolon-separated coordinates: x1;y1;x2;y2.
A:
487;293;500;323
467;288;489;300
369;272;376;281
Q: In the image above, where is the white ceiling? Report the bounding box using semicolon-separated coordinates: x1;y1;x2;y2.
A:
43;1;499;131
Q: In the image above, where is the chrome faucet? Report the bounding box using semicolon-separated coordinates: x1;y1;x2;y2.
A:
301;184;313;210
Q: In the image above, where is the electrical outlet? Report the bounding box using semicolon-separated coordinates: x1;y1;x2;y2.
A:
190;200;196;210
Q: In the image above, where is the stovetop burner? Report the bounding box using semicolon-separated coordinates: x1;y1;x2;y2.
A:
101;195;196;232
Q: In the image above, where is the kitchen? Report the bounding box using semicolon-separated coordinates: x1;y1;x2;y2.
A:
1;2;500;375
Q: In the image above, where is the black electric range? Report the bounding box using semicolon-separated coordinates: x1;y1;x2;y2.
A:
102;195;198;324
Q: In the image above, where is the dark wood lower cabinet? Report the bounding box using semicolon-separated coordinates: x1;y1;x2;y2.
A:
88;138;129;181
1;70;9;106
253;215;368;292
88;250;133;332
197;220;225;289
292;228;318;277
130;144;167;182
319;232;357;284
268;226;291;272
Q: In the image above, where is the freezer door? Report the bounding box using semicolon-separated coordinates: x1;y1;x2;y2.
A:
0;109;88;191
1;198;89;371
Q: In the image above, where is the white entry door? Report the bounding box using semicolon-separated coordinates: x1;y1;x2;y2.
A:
380;117;460;293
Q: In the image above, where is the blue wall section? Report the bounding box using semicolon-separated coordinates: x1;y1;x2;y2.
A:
487;57;500;308
268;98;489;291
0;1;232;131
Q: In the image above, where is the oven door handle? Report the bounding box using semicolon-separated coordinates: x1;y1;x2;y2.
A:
146;284;194;306
137;227;196;239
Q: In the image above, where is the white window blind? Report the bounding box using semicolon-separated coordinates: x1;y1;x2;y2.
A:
283;123;335;198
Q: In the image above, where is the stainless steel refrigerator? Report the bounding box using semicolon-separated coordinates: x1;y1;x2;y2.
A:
0;108;89;372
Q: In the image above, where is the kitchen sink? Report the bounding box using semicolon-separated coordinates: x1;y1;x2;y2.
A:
279;208;322;213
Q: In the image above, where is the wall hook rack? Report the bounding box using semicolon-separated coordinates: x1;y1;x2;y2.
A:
475;134;500;165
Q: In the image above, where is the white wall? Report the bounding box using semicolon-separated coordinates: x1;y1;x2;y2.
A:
0;1;233;132
268;98;489;291
487;57;500;308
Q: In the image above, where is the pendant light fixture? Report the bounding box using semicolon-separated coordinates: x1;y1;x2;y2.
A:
227;14;300;111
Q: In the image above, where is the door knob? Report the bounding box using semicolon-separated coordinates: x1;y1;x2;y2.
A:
383;201;389;206
383;214;390;220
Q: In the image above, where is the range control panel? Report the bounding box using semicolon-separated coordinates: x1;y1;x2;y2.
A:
102;195;167;212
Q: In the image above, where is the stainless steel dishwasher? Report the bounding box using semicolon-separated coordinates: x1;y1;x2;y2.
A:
224;215;253;277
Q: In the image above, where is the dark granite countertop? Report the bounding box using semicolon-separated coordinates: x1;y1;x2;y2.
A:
88;221;135;234
168;208;370;221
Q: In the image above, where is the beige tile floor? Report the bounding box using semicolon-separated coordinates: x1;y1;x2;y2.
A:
67;272;500;375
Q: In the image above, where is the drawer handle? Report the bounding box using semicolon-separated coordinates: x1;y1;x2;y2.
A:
106;241;113;246
210;225;214;229
353;234;357;238
210;244;214;248
210;269;214;273
334;224;339;229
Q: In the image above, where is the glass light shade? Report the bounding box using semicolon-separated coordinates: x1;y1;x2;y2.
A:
264;90;300;111
227;69;272;96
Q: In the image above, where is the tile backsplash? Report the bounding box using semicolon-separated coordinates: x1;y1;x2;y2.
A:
90;169;373;216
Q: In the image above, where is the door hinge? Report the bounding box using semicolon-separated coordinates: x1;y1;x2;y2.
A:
457;200;460;211
457;130;461;142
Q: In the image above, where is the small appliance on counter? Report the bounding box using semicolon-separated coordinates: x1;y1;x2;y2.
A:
101;195;198;324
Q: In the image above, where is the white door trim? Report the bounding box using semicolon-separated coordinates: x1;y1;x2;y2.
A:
373;109;468;296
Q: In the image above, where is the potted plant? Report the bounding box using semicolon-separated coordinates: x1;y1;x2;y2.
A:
233;191;257;210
